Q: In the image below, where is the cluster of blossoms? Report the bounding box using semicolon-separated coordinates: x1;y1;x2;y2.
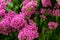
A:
40;0;60;29
0;0;60;40
22;0;37;17
0;0;12;35
18;0;38;40
0;0;11;17
0;0;38;40
18;20;38;40
41;0;52;7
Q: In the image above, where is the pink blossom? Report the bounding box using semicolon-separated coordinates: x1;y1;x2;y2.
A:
0;0;5;3
22;0;37;6
10;15;27;30
21;1;37;17
18;25;38;40
0;17;11;35
0;2;6;9
52;9;60;16
18;19;38;40
57;0;60;6
48;22;58;29
4;10;17;18
40;8;46;15
22;0;31;6
18;29;34;40
41;0;52;7
0;9;5;17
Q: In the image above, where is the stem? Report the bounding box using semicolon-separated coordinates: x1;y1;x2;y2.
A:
46;32;49;40
41;26;46;40
40;18;43;25
56;16;58;22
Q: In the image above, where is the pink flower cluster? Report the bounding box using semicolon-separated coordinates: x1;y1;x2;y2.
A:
48;22;58;29
0;0;12;35
41;0;52;7
22;0;37;17
0;0;38;40
18;20;38;40
0;0;60;40
0;0;11;17
57;0;60;6
0;10;16;35
40;0;59;29
52;9;60;16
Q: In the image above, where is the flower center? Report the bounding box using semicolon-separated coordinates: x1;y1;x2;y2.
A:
26;8;32;12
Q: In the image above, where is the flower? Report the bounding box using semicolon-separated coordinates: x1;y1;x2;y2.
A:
18;19;38;40
40;8;46;15
52;9;60;16
57;0;60;6
18;29;34;40
18;25;38;40
22;0;31;6
4;10;17;18
21;1;37;17
10;15;27;30
41;0;51;7
0;17;11;35
48;22;58;29
0;0;5;3
22;0;37;6
0;2;6;9
0;9;5;17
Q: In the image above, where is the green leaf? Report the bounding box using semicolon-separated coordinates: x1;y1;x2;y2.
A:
13;5;19;13
7;2;14;8
5;7;11;12
13;0;19;4
19;4;22;8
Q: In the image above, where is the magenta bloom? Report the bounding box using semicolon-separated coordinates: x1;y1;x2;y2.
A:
18;26;38;40
40;8;46;15
24;25;38;38
41;0;51;7
19;12;26;18
0;0;11;9
48;22;58;29
18;19;38;40
22;0;37;6
18;29;34;40
57;0;60;6
25;22;38;32
10;15;27;30
0;17;11;35
21;1;37;17
0;0;5;3
0;9;5;17
22;0;31;6
0;2;6;9
4;10;17;18
52;9;60;16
